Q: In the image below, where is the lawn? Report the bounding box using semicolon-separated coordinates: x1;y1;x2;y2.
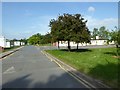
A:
46;47;119;88
38;43;52;46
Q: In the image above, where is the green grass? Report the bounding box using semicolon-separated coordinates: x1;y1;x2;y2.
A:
3;46;20;52
38;43;52;46
46;48;119;88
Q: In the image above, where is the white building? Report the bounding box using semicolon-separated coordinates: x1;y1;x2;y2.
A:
0;36;6;47
5;41;11;48
20;42;25;46
14;41;21;46
54;36;114;47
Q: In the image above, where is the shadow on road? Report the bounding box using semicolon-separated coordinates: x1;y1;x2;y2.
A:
2;72;85;88
2;74;31;88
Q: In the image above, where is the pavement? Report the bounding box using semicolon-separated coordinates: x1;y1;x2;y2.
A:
2;45;89;88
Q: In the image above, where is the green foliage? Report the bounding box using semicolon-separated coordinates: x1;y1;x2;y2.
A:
28;33;52;45
20;38;28;45
92;28;99;39
99;26;109;39
109;27;120;46
49;13;90;50
46;48;118;88
28;33;41;45
92;26;109;40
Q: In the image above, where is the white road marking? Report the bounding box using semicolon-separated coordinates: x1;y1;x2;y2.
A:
3;66;16;74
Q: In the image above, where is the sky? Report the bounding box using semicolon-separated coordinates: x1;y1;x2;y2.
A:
2;2;118;39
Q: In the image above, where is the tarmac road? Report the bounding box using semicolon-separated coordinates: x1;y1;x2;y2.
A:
2;46;88;88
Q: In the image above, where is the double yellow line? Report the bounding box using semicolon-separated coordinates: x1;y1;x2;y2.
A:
41;50;97;89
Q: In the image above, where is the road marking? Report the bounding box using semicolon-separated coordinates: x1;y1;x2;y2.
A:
42;50;94;89
3;66;16;74
52;59;92;89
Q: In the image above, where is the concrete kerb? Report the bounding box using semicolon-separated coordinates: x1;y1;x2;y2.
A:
41;50;111;89
0;46;24;59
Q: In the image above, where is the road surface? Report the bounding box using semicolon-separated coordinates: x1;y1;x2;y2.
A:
2;46;87;88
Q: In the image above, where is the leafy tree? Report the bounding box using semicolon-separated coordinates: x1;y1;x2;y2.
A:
49;18;64;49
92;28;99;39
28;33;42;45
71;14;90;49
99;26;109;39
109;26;120;48
41;33;52;44
20;38;28;45
49;13;90;50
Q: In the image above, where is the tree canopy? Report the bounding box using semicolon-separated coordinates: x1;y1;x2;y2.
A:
49;13;90;50
28;33;52;45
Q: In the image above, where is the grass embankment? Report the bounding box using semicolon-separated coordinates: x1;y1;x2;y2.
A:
3;46;20;52
46;47;119;88
37;43;52;46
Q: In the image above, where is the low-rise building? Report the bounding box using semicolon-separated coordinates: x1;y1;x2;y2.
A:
20;42;25;46
5;41;11;48
0;36;6;48
53;36;114;47
14;41;21;46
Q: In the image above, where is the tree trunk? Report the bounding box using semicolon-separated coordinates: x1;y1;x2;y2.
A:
77;43;79;50
68;40;71;51
116;44;118;48
58;41;60;49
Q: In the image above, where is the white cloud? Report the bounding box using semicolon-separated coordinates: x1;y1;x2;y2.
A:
88;6;95;12
85;16;118;31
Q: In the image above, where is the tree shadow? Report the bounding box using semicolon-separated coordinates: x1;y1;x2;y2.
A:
60;49;92;52
2;72;86;89
88;63;119;88
104;52;117;56
2;74;32;88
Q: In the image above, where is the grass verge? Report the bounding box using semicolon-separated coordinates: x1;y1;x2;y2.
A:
3;46;20;52
46;47;119;88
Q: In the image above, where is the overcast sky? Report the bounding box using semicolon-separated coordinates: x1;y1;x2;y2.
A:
2;2;118;39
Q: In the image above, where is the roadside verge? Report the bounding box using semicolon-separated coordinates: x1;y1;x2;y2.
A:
41;50;111;89
0;46;24;59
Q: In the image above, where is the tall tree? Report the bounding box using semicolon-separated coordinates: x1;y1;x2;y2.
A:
49;13;90;51
110;26;120;48
92;28;99;39
49;19;64;49
28;33;42;45
71;14;90;49
99;26;109;39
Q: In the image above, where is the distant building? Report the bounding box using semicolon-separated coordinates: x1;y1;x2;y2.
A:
5;41;11;48
14;41;21;46
0;36;6;48
53;36;115;47
0;36;26;49
20;42;25;46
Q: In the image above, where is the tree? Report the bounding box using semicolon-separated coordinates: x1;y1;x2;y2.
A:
99;26;109;39
28;33;42;45
20;38;28;45
71;14;90;49
41;33;52;44
109;26;120;48
92;28;99;39
49;13;90;51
